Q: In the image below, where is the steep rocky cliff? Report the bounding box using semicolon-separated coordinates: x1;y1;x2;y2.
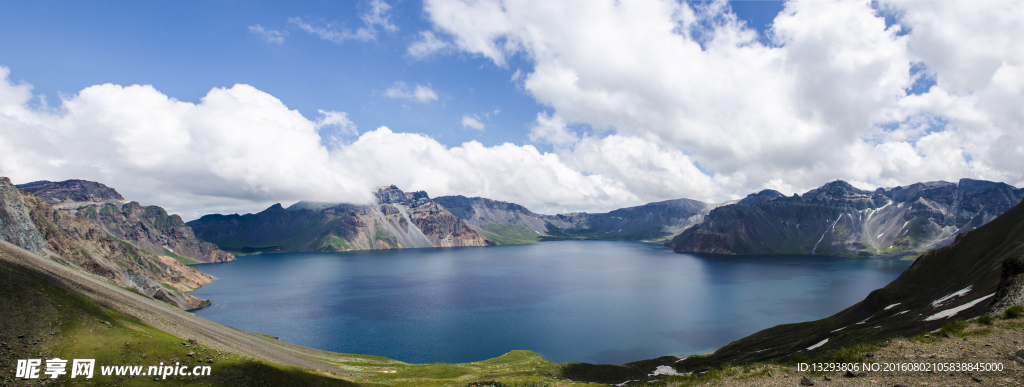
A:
434;195;712;243
668;179;1024;257
188;185;492;253
0;178;48;255
676;192;1024;371
541;198;712;241
433;196;549;244
1;177;213;310
17;179;233;264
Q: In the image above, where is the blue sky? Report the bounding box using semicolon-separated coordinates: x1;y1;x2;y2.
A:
1;0;1021;219
1;0;782;151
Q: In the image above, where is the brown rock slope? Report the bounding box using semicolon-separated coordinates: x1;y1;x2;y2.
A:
17;179;234;264
0;177;213;310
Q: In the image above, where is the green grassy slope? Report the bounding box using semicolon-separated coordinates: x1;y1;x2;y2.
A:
0;262;359;386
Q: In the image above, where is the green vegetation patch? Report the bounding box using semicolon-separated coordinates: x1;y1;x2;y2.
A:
362;350;567;387
162;248;198;265
830;343;878;363
476;223;541;245
1004;305;1024;319
375;226;398;248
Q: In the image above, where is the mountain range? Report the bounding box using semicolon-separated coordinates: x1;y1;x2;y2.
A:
667;179;1024;258
187;179;1022;259
187;185;713;254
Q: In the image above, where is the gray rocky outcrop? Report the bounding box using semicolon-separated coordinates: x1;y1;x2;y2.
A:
16;179;233;263
17;179;124;204
0;177;48;255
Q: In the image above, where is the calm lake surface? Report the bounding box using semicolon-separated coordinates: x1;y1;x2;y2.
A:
191;241;911;365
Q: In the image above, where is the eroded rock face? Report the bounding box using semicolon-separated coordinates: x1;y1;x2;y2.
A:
434;195;712;242
991;254;1024;316
0;177;48;255
669;179;1024;257
3;177;213;310
376;185;431;207
16;179;233;264
407;202;492;247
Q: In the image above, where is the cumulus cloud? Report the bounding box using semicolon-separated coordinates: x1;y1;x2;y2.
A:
0;68;644;219
420;0;1024;197
248;25;286;44
289;0;397;43
384;81;439;103
461;114;485;130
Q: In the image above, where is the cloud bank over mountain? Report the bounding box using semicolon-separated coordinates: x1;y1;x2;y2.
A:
422;0;1023;192
1;0;1022;220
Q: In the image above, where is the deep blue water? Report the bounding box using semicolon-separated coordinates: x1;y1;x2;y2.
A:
190;241;911;365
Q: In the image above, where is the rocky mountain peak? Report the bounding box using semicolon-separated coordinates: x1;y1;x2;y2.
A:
801;180;871;201
17;179;124;204
375;185;431;207
737;189;785;207
957;178;1017;198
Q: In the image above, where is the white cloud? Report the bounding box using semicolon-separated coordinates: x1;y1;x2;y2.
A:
315;110;358;149
421;0;1024;197
288;17;372;43
408;31;451;59
461;114;485;130
363;0;399;33
0;70;642;219
289;0;397;43
315;110;357;135
247;25;285;44
385;81;439;103
528;112;577;145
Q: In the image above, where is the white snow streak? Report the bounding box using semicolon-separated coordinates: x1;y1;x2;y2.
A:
813;216;842;254
885;303;901;310
923;293;995;321
806;338;829;351
931;286;973;308
649;365;683;376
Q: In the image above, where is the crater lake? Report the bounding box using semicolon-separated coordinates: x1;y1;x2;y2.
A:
189;240;912;365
